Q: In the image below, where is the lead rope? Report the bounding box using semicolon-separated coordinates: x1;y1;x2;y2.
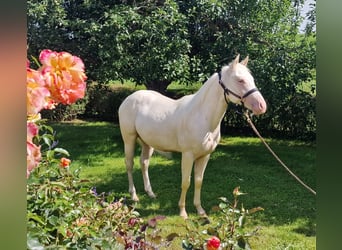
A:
219;74;316;195
244;111;316;195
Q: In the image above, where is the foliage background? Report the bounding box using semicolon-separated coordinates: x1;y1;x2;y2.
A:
23;1;318;248
27;0;316;141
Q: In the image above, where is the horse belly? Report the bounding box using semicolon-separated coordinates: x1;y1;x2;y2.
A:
136;120;179;151
174;119;221;158
135;106;179;151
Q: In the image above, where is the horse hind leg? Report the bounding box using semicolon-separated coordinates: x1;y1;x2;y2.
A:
123;135;139;202
140;142;156;198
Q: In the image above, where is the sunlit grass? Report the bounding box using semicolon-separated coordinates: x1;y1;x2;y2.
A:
51;121;316;249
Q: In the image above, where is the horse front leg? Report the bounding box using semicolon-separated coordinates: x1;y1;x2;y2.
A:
193;154;210;217
178;152;194;219
140;143;156;198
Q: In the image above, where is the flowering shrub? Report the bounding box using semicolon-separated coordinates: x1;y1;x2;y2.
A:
26;49;87;177
182;187;263;250
27;151;171;249
27;121;177;249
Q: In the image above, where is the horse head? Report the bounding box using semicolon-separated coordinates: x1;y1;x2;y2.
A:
220;54;267;115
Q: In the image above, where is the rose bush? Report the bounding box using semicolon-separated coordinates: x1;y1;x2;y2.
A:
182;187;263;250
26;49;86;177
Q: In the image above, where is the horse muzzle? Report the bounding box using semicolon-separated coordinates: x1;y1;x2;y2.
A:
250;99;267;115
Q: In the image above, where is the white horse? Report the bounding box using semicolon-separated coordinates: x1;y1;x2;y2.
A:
118;55;267;218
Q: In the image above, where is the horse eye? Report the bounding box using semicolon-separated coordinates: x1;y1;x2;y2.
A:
238;79;245;84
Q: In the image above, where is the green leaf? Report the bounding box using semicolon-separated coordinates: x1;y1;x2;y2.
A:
182;239;193;250
206;226;218;236
27;212;46;226
57;224;68;238
237;236;252;250
248;207;264;214
218;197;228;203
219;202;227;209
27;236;45;250
46;150;54;160
79;187;91;193
166;233;179;242
238;214;246;227
50;181;67;188
42;136;52;147
48;215;59;226
54;148;70;156
211;205;221;212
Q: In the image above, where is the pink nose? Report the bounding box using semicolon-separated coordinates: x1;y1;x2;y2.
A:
253;101;267;115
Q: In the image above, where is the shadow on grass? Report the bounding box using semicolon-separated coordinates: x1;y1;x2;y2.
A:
293;220;316;237
52;122;316;236
94;154;184;217
96;142;315;237
206;141;316;232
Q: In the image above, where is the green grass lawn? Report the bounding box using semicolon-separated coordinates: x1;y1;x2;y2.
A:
51;121;316;249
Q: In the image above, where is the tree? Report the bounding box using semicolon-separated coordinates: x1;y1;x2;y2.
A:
28;0;191;93
103;0;191;92
304;0;316;34
27;0;69;56
27;0;316;139
176;0;315;139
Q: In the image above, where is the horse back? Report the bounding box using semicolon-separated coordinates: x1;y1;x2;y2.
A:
118;90;183;150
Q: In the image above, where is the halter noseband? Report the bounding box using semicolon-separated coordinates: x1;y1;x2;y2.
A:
218;71;259;105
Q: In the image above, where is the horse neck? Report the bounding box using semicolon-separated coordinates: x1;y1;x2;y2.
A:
192;73;228;130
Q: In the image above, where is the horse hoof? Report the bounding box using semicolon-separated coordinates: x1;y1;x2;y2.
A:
147;191;157;199
131;194;139;202
199;212;208;218
179;210;188;219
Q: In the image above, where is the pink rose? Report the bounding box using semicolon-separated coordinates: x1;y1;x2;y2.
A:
26;121;41;178
27;141;41;178
39;49;87;105
27;67;51;116
27;122;39;141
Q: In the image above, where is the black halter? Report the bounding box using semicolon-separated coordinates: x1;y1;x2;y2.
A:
218;71;259;105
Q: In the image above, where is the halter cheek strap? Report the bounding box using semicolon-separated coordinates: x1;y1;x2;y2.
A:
218;71;259;105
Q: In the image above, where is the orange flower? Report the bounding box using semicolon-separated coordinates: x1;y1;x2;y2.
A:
207;236;220;250
60;157;71;168
39;49;87;105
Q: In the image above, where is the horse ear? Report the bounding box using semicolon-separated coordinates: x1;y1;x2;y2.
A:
234;54;240;64
232;54;240;67
241;56;249;66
